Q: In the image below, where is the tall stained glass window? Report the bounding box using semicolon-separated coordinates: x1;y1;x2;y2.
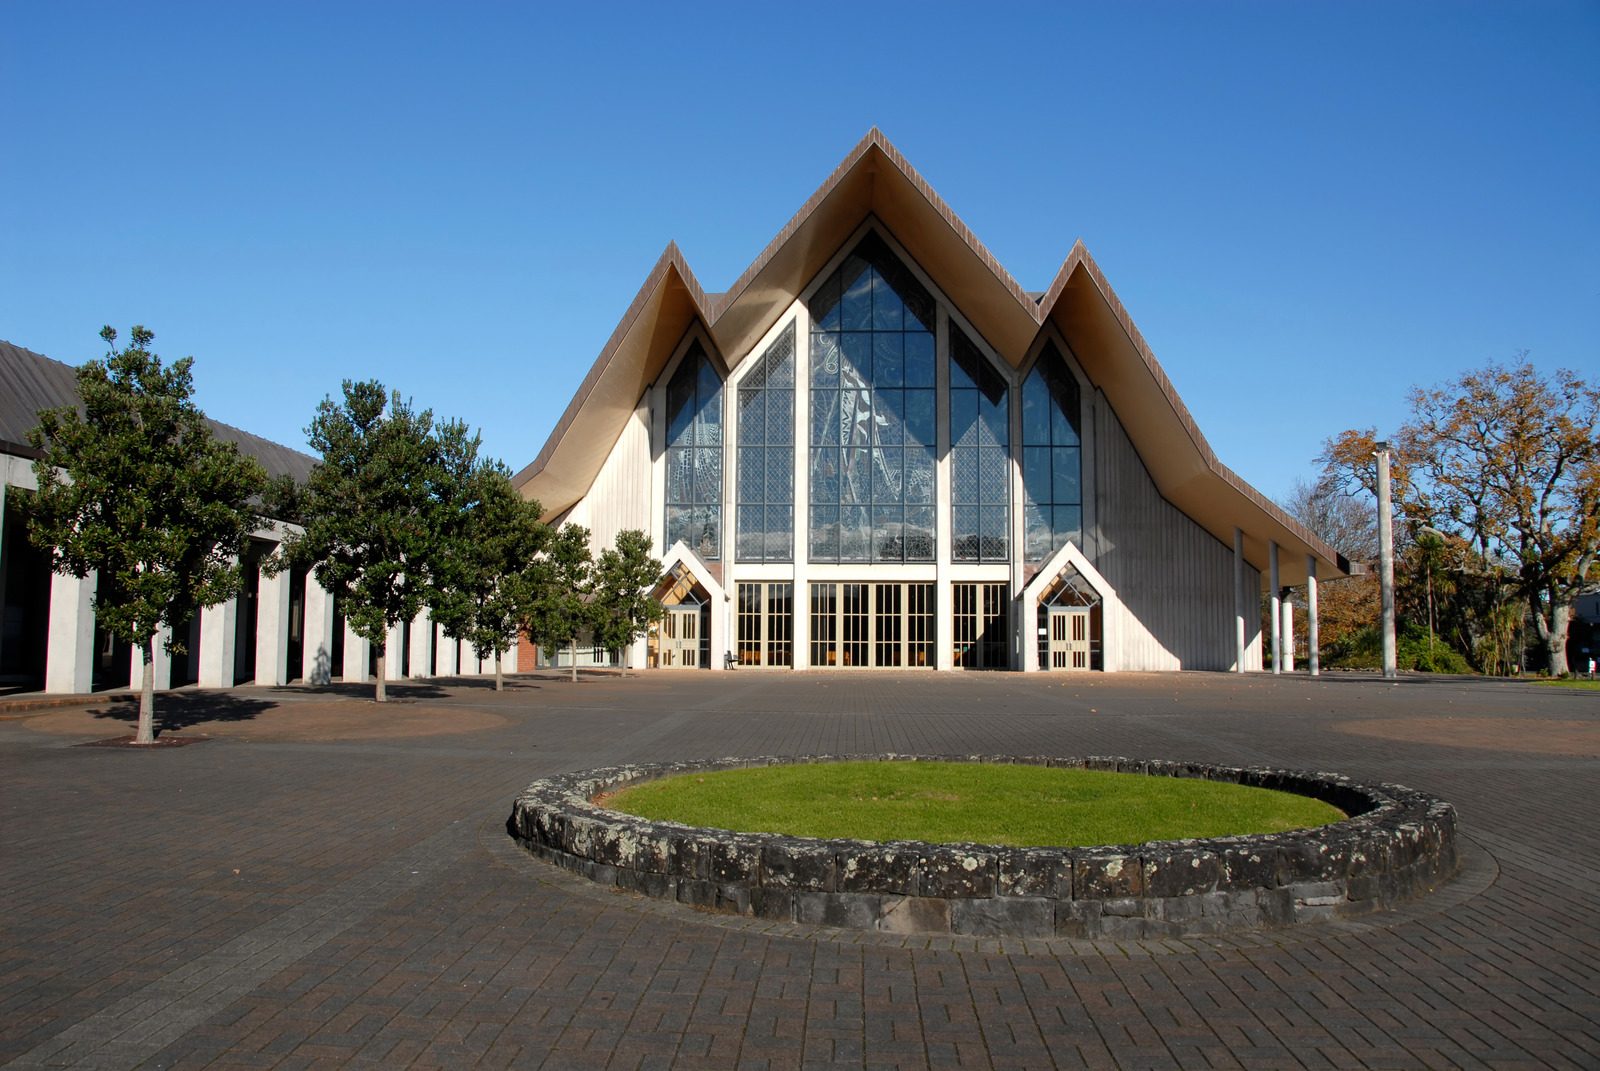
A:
949;323;1010;561
807;232;936;563
736;322;795;561
664;341;723;559
1021;341;1082;560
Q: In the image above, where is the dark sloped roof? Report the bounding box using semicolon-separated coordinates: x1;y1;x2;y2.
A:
0;340;318;483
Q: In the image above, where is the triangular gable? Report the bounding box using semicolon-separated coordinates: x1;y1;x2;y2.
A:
513;129;1351;588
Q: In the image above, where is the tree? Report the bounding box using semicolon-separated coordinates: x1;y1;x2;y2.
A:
281;380;455;701
431;458;548;691
26;326;265;743
523;524;593;683
1323;360;1600;675
590;530;662;677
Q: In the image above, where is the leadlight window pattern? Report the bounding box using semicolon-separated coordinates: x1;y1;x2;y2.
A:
735;322;795;562
808;233;936;563
949;323;1010;562
664;341;723;560
1021;342;1083;561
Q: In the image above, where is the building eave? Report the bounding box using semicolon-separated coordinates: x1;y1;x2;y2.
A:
514;129;1353;583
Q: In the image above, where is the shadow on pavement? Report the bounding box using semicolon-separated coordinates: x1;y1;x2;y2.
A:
90;692;278;733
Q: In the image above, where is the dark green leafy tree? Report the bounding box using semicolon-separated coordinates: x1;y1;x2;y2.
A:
590;529;662;677
523;523;593;683
26;326;265;742
281;380;454;701
431;457;549;691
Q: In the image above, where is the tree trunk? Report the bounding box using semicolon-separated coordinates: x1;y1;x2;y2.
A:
1543;597;1572;676
375;643;387;702
620;642;628;679
136;637;156;744
494;651;503;692
569;638;577;683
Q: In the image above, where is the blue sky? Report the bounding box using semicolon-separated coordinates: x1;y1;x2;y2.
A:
3;2;1595;503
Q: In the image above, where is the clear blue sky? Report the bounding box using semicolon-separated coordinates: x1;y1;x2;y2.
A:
3;2;1595;503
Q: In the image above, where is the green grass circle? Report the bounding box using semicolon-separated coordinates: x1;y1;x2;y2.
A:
606;761;1345;848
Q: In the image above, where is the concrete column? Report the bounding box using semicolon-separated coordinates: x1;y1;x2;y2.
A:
255;561;291;686
935;306;955;672
198;596;239;688
1232;528;1246;673
130;626;172;692
385;620;407;680
435;625;458;677
342;619;369;683
1281;600;1295;672
303;576;335;684
1269;540;1282;675
409;611;433;678
45;569;96;694
1306;555;1320;677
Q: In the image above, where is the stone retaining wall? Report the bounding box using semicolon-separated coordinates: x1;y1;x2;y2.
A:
507;755;1458;938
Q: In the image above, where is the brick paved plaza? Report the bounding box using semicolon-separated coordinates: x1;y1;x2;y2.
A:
2;671;1596;1069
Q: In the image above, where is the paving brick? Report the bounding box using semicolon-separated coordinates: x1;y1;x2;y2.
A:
0;671;1594;1068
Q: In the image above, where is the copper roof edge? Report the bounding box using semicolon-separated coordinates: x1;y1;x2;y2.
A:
513;244;712;490
1037;249;1349;571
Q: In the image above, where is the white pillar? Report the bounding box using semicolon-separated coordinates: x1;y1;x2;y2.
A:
303;576;335;684
409;611;433;678
45;569;96;694
255;561;291;686
385;620;407;680
198;597;239;688
1268;540;1282;675
130;626;172;692
1281;599;1295;672
710;593;728;671
1306;555;1320;677
1233;528;1246;673
342;619;369;683
435;625;458;677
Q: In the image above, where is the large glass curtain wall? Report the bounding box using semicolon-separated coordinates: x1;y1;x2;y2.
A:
1021;342;1083;561
949;324;1011;562
807;233;937;563
736;324;796;562
665;342;724;560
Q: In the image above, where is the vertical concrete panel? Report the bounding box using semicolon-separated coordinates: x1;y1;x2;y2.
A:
255;563;291;686
435;626;458;677
303;577;335;684
409;611;433;678
198;598;238;688
342;620;369;683
45;570;95;694
385;621;406;680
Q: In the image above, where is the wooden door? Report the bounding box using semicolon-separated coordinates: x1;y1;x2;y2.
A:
1047;608;1091;671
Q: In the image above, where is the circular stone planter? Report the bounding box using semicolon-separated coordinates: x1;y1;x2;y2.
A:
506;755;1459;939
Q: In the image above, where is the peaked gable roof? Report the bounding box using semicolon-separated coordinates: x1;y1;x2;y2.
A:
513;129;1349;585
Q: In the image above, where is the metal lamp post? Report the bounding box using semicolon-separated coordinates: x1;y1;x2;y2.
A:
1375;440;1397;679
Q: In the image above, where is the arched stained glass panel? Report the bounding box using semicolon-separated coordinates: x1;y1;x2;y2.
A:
812;232;934;560
1021;342;1082;561
807;233;936;563
736;322;795;561
664;341;723;559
